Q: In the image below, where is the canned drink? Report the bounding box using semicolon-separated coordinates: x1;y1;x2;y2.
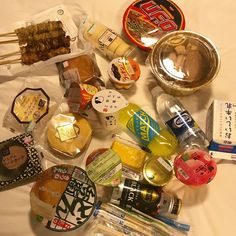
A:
110;178;181;219
143;156;173;186
147;31;220;96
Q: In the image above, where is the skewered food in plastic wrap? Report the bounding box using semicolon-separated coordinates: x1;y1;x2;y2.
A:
0;20;71;65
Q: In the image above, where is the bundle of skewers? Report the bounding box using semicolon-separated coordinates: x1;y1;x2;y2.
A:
0;21;71;65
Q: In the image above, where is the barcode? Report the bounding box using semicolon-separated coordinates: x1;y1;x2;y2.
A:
177;167;189;180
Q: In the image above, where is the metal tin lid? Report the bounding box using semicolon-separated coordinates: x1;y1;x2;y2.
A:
123;0;185;50
30;165;97;232
174;148;217;186
149;31;221;94
143;156;173;186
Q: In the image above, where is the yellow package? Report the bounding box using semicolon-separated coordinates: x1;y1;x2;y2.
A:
111;140;146;171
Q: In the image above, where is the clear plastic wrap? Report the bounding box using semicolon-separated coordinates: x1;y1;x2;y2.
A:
38;102;93;161
3;78;63;140
83;19;135;60
0;4;91;76
56;50;105;118
0;132;43;191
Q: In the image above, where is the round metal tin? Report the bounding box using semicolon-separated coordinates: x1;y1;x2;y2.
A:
30;164;97;232
148;30;221;96
143;156;173;186
123;0;185;50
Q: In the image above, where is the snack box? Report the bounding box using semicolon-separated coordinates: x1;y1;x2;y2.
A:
206;100;236;160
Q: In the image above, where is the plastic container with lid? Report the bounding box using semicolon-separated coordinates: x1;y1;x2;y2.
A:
147;31;221;96
85;148;122;186
174;148;217;186
108;57;141;89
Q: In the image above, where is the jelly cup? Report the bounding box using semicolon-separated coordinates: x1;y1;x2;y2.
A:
108;57;140;89
174;148;217;186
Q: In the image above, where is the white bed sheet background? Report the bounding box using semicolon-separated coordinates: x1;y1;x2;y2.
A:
0;0;235;236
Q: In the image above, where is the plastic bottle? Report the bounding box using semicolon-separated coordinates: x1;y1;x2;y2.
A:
118;103;177;157
151;86;209;149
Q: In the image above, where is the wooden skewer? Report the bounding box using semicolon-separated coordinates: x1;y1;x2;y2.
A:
0;58;20;65
0;51;20;59
0;39;18;44
0;32;16;37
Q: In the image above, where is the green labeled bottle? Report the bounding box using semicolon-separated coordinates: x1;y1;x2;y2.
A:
119;103;177;157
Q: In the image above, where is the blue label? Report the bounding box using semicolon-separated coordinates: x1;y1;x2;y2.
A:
165;111;197;139
209;140;236;154
126;110;160;147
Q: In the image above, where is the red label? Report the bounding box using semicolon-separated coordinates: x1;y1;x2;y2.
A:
123;0;185;50
53;218;71;229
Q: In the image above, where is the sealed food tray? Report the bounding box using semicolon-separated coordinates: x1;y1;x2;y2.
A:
0;4;91;76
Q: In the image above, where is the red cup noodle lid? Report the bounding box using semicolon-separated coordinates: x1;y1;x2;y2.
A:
123;0;185;50
30;165;97;232
174;148;217;186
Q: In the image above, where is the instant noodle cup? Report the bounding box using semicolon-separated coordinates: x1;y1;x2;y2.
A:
30;165;97;232
108;57;141;89
123;0;185;50
148;31;220;96
174;148;217;186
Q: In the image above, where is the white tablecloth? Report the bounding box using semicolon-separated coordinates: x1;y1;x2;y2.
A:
0;0;235;236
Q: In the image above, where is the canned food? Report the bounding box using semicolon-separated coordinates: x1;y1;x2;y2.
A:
143;156;173;186
148;31;220;96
